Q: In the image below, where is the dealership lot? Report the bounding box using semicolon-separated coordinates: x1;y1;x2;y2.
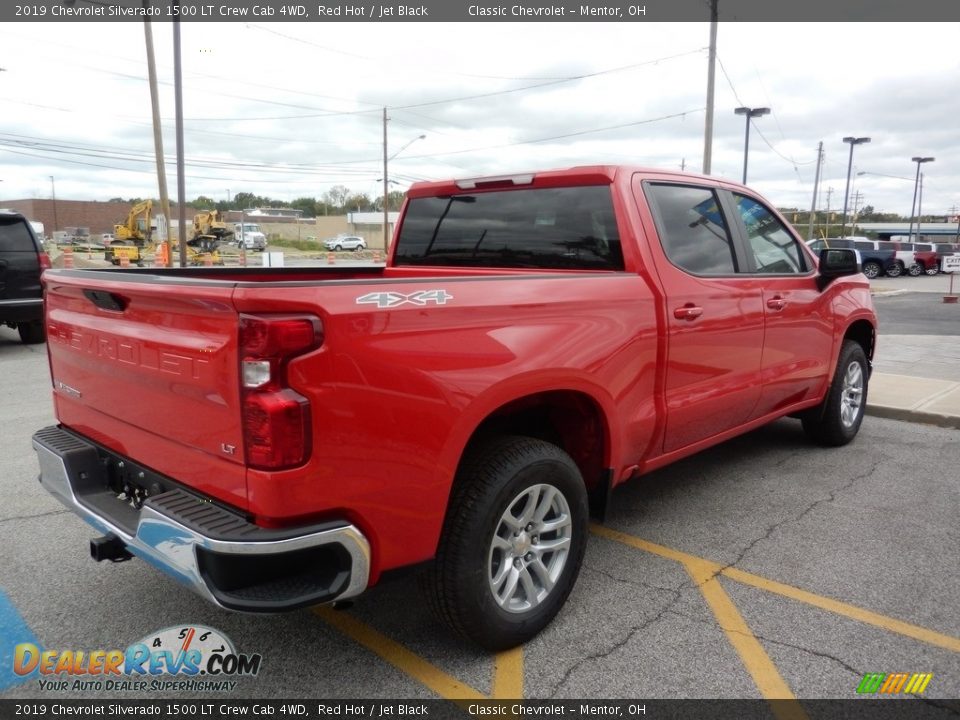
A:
1;324;958;703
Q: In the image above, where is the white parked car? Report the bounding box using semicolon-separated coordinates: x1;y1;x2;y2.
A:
324;236;366;252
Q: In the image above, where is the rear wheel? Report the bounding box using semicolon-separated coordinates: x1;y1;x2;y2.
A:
885;262;903;278
862;261;882;279
908;263;923;277
925;264;940;276
801;340;868;446
422;435;588;650
18;321;45;344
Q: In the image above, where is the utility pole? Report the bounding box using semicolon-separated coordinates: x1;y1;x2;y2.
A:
173;19;188;268
807;141;823;241
143;5;172;267
382;107;389;254
701;0;718;175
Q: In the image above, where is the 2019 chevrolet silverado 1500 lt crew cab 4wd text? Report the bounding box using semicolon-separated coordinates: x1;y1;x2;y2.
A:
33;167;876;650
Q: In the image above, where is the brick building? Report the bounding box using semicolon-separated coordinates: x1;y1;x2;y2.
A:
1;199;199;238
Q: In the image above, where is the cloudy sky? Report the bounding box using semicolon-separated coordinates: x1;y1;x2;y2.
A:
1;20;957;218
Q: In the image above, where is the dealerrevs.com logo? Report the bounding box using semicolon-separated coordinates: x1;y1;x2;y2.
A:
14;625;262;693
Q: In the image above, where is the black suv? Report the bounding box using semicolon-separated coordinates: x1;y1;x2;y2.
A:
0;209;50;344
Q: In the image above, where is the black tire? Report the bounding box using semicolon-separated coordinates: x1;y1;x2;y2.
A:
334;244;343;252
354;244;364;252
422;435;588;651
885;262;903;278
18;321;45;345
907;263;923;277
862;261;882;279
925;264;940;276
801;340;868;446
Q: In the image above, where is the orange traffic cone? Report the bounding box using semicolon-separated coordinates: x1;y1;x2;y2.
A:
327;252;335;264
120;255;130;268
63;247;74;269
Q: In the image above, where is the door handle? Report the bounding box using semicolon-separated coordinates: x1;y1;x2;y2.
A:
673;304;703;321
766;297;786;311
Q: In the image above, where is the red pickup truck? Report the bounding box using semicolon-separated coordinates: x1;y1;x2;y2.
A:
33;166;876;650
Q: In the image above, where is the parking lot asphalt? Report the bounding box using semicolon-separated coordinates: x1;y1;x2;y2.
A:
0;271;957;709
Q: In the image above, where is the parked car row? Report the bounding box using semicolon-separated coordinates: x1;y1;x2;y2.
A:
807;237;960;279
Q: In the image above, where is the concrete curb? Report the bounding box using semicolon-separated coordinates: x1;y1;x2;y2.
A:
866;404;960;430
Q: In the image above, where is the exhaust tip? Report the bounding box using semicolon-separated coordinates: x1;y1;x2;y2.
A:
90;534;133;563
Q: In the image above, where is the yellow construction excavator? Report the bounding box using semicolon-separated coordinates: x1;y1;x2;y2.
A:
175;210;232;265
106;200;154;266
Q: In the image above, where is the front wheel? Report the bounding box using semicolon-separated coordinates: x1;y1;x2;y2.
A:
862;261;882;279
908;263;923;277
925;265;940;276
801;340;868;446
885;262;904;278
422;436;588;651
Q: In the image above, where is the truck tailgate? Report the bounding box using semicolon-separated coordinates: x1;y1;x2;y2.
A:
44;272;247;507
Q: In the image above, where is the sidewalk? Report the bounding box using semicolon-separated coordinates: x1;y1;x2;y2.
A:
868;333;960;430
869;372;960;429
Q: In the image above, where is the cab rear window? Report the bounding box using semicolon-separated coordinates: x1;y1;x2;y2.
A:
394;186;624;270
0;217;36;253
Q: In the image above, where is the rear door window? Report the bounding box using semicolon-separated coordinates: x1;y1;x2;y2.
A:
0;216;37;253
394;186;623;270
644;184;737;275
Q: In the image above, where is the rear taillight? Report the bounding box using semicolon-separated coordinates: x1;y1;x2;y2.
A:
38;253;52;270
239;314;323;470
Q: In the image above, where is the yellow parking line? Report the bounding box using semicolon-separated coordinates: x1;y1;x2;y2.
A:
492;647;524;698
314;607;486;700
684;558;805;717
722;567;960;654
591;524;960;653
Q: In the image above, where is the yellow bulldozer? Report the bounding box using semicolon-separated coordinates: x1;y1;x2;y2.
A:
106;200;153;266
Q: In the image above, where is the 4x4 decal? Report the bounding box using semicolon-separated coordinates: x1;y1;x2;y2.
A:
355;290;453;309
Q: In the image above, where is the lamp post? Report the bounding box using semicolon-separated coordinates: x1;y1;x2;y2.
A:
49;176;59;233
733;106;769;184
907;156;934;242
381;120;425;253
840;136;871;237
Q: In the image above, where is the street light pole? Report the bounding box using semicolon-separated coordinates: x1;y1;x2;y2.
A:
907;156;934;242
381;118;425;254
734;106;770;184
840;136;871;238
49;176;59;233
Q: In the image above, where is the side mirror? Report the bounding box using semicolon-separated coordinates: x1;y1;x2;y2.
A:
817;248;860;291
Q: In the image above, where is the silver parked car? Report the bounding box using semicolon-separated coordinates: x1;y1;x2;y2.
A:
323;235;366;252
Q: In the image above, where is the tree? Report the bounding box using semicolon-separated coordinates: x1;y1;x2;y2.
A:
290;197;319;217
345;192;373;211
323;185;350;211
192;195;216;209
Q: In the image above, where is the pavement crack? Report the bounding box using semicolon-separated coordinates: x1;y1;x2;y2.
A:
580;564;683;596
710;457;886;584
0;508;71;525
548;578;688;697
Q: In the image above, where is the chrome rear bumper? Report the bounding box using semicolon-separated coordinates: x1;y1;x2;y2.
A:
32;425;371;612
